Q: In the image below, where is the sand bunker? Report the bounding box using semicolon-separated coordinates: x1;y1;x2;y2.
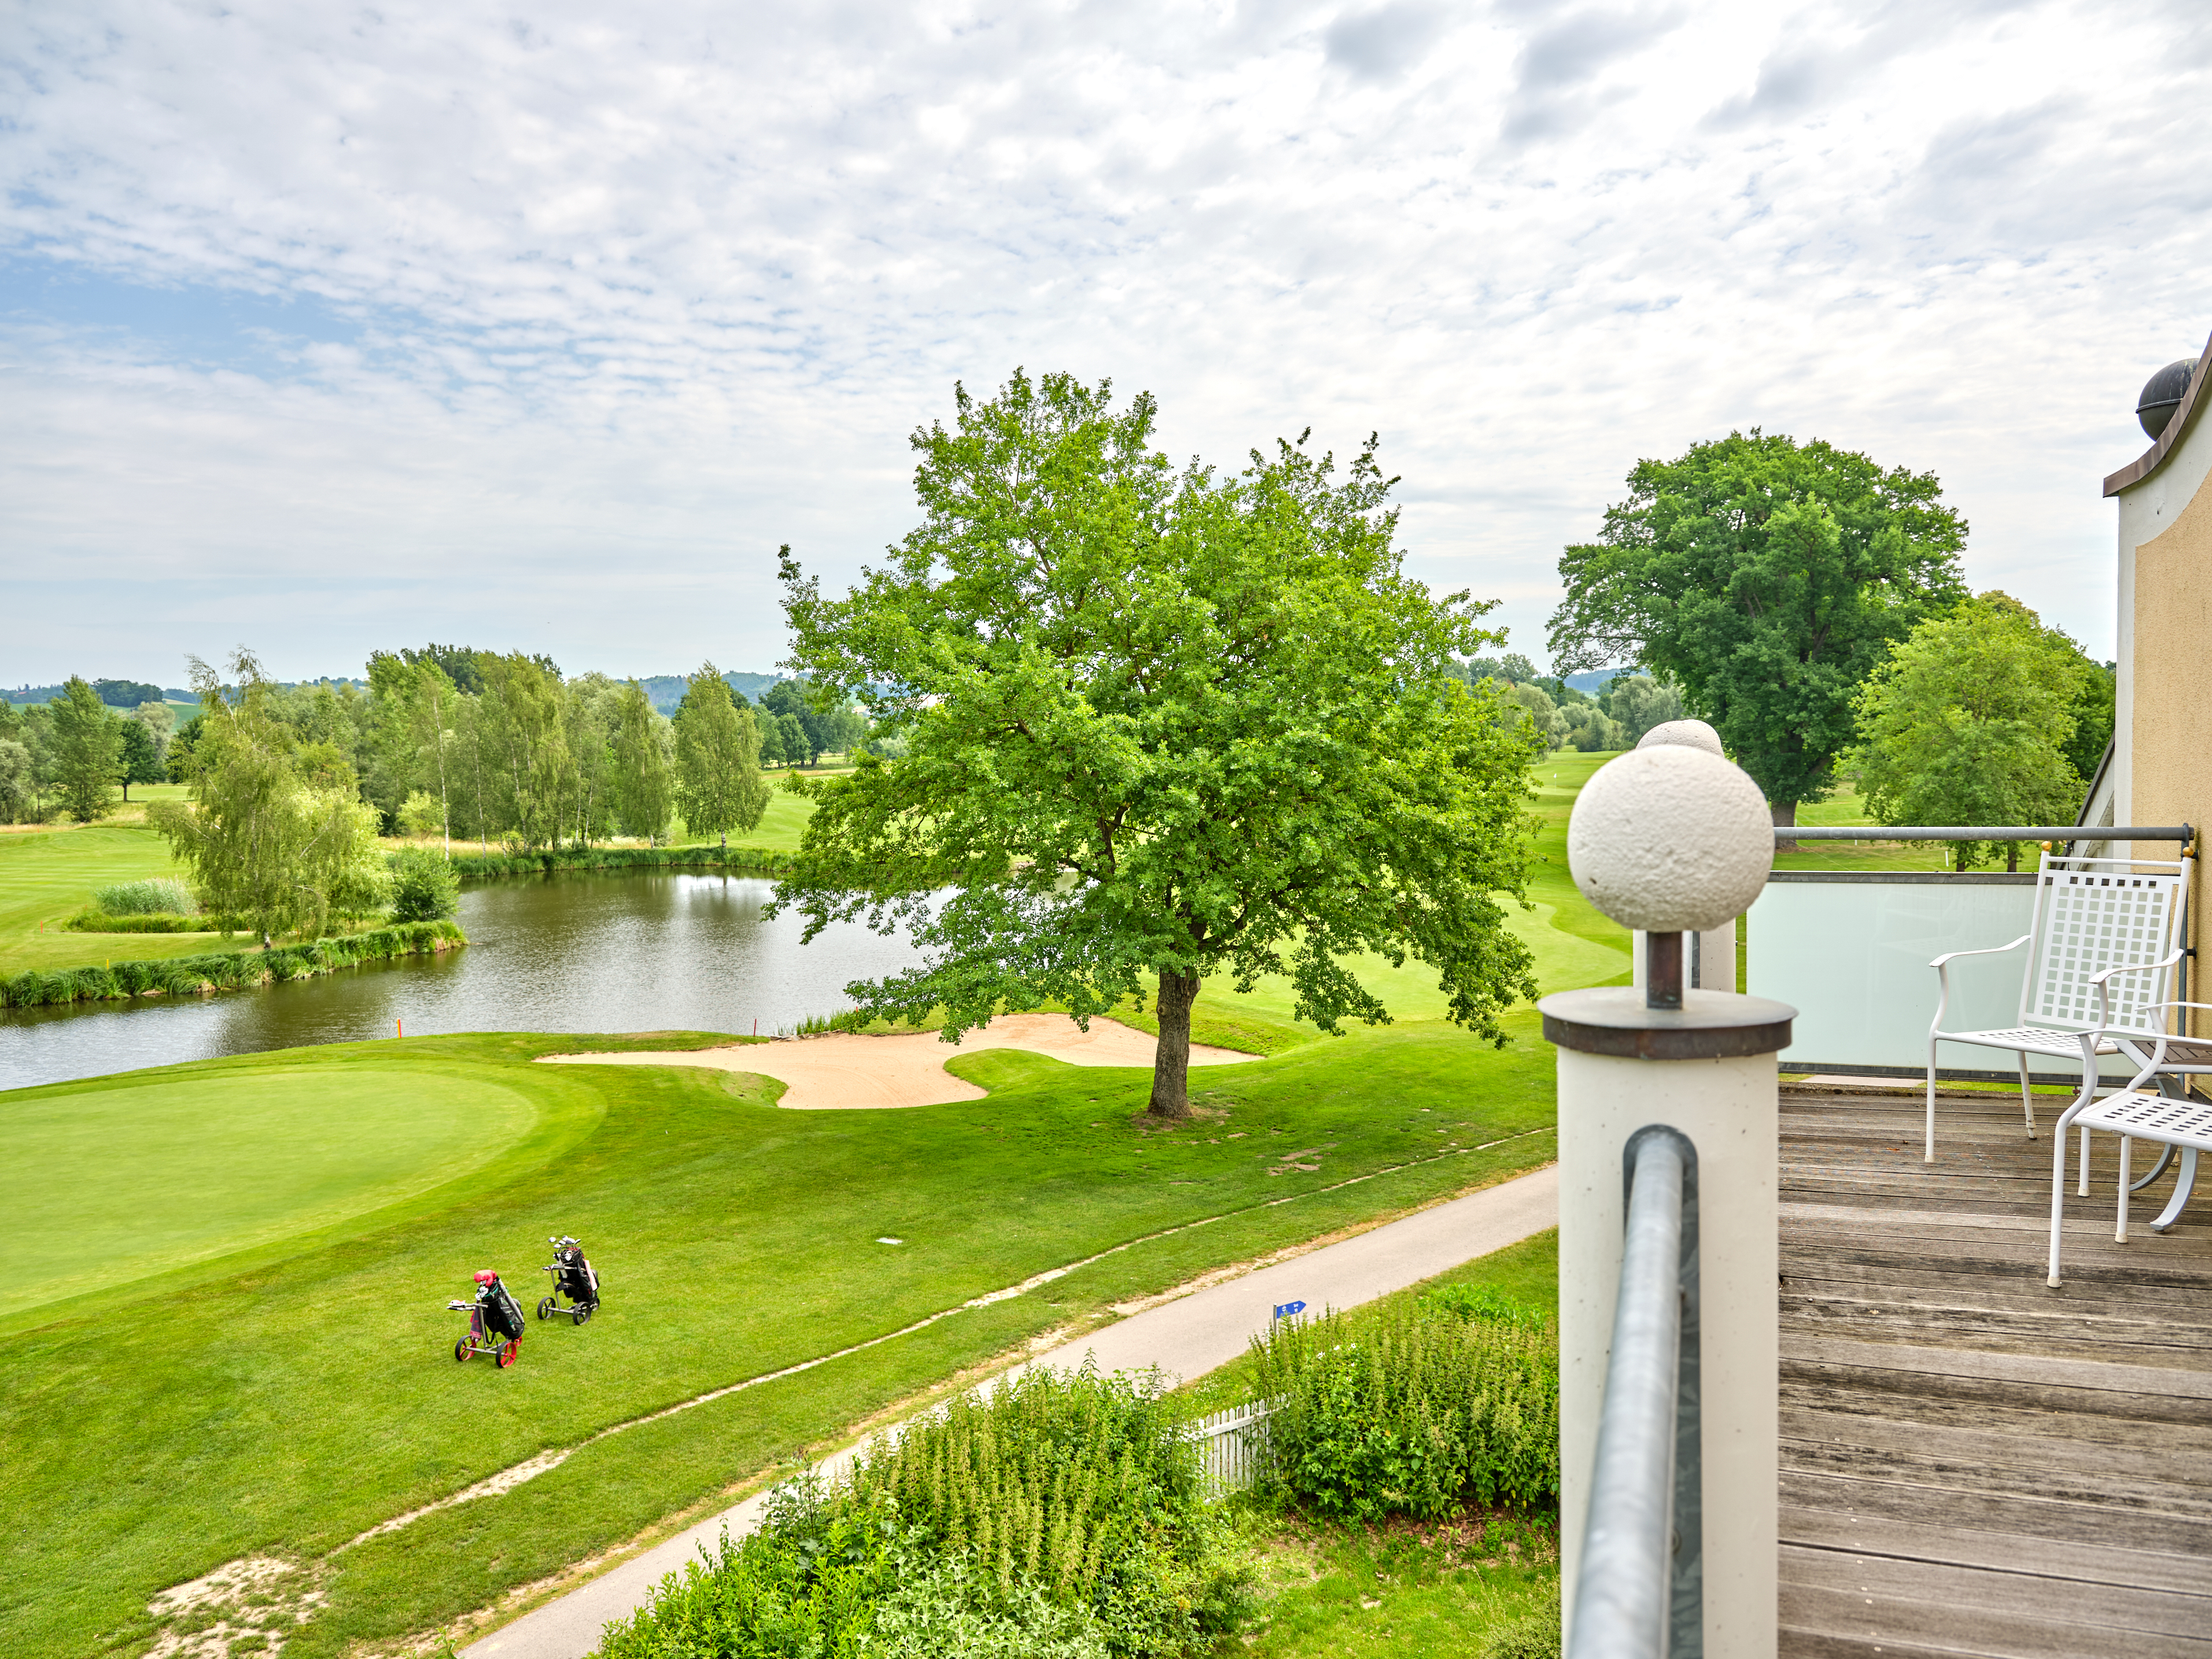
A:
538;1013;1259;1109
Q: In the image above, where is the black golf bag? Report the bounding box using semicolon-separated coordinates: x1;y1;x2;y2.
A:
479;1277;526;1342
538;1236;601;1324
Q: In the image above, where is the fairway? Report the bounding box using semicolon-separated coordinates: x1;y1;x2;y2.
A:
1;1068;540;1322
0;750;1661;1659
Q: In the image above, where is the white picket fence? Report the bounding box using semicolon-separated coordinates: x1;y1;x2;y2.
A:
1185;1400;1274;1491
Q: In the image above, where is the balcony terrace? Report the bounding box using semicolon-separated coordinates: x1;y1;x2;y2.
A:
1778;1081;2212;1658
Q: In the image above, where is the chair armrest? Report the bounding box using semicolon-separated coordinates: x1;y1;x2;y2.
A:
1929;934;2033;1040
1929;934;2032;969
2088;947;2187;988
2086;947;2189;1030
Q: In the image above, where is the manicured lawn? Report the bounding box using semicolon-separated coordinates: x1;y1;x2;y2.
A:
0;821;257;977
2;1016;1565;1658
4;1067;541;1322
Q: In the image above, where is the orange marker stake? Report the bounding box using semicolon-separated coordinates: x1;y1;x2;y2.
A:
397;1019;404;1039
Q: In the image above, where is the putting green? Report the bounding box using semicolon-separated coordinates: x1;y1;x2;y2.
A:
0;1067;539;1320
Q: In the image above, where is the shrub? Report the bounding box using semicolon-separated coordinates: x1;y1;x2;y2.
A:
65;911;250;934
1425;1283;1548;1333
386;848;460;922
1481;1578;1562;1659
1250;1301;1559;1521
0;920;465;1008
597;1367;1251;1659
94;879;197;916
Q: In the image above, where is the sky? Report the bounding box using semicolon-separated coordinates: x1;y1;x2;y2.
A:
4;0;2209;688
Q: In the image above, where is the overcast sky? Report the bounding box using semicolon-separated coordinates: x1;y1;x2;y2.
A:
4;0;2207;688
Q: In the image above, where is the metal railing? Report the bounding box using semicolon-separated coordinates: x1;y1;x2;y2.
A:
1569;1126;1701;1659
1775;824;2191;843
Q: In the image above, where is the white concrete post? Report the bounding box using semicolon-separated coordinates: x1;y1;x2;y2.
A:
1543;740;1793;1659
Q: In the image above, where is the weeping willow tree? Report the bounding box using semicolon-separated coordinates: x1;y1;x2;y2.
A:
149;650;385;941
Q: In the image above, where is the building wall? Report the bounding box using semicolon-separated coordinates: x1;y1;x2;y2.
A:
2118;393;2212;1006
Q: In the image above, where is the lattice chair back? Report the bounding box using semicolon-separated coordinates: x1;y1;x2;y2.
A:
2020;854;2192;1038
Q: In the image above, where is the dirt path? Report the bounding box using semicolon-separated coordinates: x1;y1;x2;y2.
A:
536;1012;1262;1108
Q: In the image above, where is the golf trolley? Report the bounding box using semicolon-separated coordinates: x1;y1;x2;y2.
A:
448;1270;525;1367
536;1235;601;1325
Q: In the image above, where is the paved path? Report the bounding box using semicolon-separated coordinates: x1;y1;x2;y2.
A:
464;1164;1559;1659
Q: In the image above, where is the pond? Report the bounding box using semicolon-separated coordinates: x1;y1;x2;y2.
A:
0;873;927;1093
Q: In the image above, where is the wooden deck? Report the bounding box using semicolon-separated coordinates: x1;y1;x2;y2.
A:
1779;1086;2212;1657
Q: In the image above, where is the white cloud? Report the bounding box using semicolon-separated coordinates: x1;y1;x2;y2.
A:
1;0;2206;682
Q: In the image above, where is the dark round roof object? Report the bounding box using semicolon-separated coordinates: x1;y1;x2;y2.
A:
2138;357;2195;441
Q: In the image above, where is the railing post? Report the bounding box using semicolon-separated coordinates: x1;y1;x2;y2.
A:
1546;738;1795;1659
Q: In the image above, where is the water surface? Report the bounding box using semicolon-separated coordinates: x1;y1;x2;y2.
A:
0;873;924;1093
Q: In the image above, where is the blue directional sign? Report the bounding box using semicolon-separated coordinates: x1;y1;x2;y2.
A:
1272;1300;1307;1320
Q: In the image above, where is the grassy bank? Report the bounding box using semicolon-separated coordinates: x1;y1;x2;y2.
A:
2;1012;1565;1659
0;920;466;1009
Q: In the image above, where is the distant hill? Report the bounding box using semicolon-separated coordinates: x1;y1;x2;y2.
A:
637;672;783;715
1564;668;1630;693
6;680;194;707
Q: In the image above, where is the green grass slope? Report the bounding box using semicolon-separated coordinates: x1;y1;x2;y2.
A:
0;824;257;977
1;1018;1561;1658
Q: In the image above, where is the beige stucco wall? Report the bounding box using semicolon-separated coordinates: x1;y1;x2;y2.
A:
2126;448;2212;1004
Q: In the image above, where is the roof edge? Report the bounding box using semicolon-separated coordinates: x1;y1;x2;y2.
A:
2104;328;2212;497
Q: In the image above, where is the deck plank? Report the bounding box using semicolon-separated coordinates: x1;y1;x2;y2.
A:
1776;1089;2212;1659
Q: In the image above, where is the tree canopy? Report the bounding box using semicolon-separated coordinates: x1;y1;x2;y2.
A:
1547;431;1968;825
773;371;1543;1118
50;677;122;821
149;651;385;940
673;664;770;839
1845;592;2096;868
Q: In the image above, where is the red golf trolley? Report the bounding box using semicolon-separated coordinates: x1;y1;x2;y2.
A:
447;1270;526;1367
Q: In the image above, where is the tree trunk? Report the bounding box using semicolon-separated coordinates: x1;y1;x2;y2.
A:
1147;968;1200;1119
1771;800;1797;854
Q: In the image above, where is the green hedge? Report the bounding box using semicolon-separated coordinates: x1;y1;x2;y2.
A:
0;920;466;1009
65;911;254;935
445;844;797;880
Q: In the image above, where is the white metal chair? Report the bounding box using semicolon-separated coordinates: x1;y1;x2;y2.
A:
1926;852;2192;1163
2047;994;2212;1285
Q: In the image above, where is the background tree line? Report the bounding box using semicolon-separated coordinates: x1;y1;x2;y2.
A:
0;649;872;844
0;680;173;824
1544;428;2115;860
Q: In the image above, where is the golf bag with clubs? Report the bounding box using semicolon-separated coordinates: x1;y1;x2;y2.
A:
537;1236;601;1325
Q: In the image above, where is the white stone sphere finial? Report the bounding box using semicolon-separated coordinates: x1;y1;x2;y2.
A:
1635;717;1724;757
1568;745;1773;932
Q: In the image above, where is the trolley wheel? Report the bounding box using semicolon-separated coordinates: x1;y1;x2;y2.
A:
536;1297;553;1321
455;1339;470;1363
498;1339;518;1369
573;1304;591;1326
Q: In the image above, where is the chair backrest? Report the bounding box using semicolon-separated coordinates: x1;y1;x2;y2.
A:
2020;853;2194;1034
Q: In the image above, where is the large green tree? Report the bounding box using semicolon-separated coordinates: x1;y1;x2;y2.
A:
773;371;1543;1119
117;717;164;801
477;652;574;850
1845;592;2093;869
673;663;769;840
368;654;461;851
1547;431;1968;831
610;680;676;842
149;651;385;940
49;677;123;821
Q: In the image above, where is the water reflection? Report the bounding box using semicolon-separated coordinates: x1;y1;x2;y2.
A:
0;873;926;1092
